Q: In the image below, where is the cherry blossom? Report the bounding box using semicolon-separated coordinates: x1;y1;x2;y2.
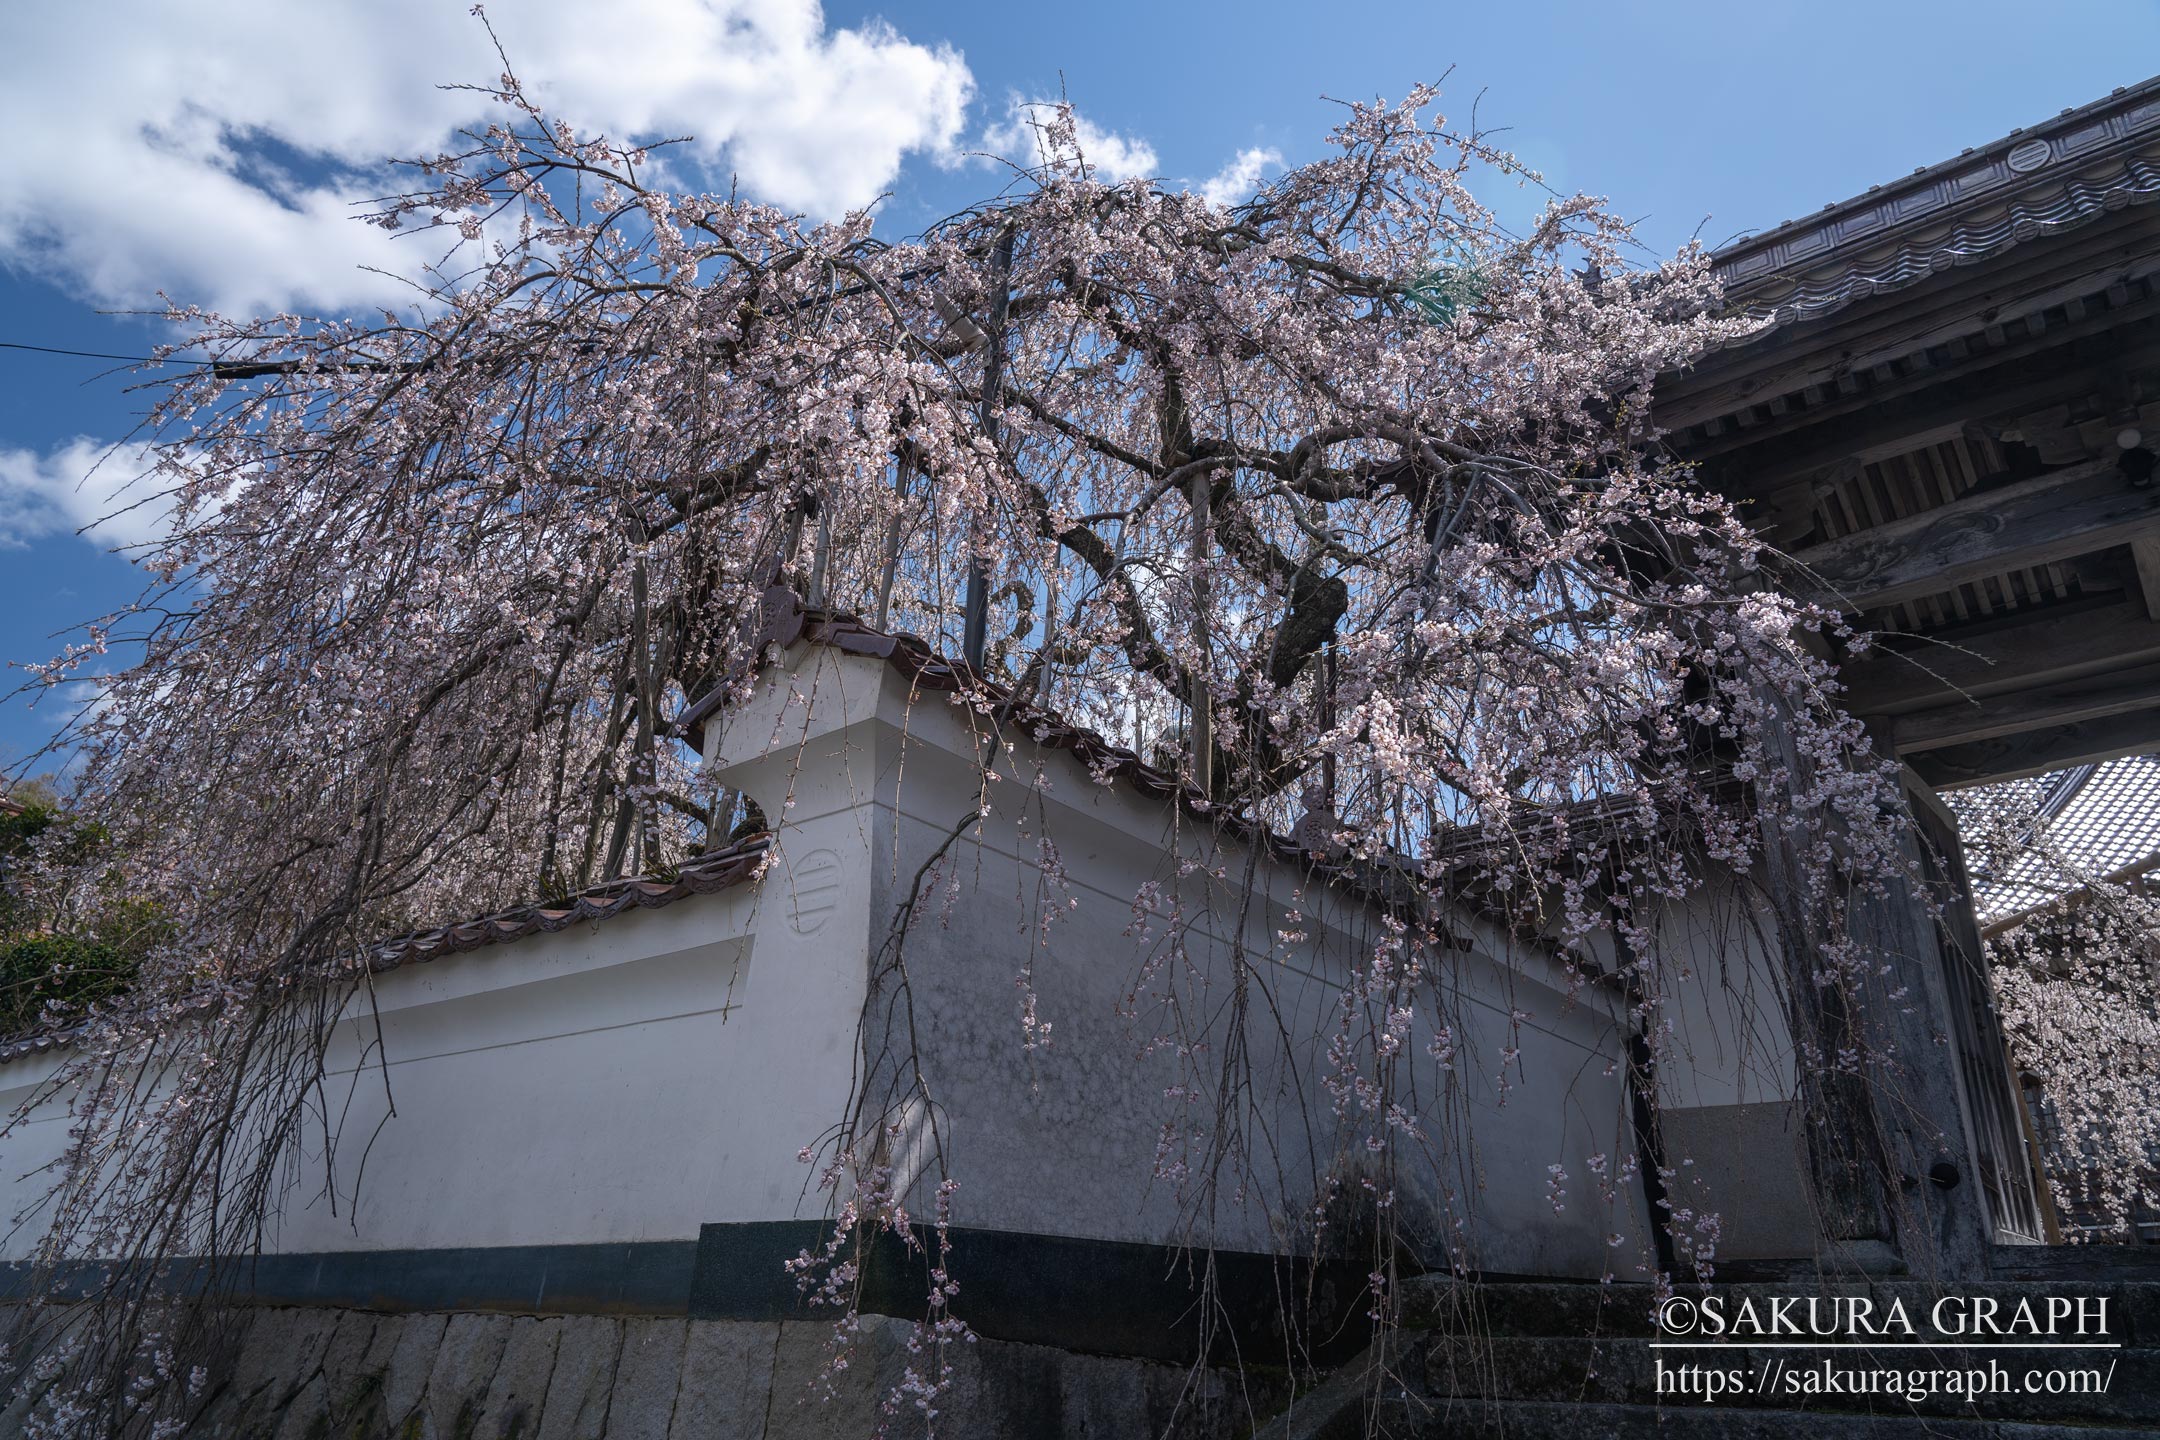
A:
2;68;1926;1433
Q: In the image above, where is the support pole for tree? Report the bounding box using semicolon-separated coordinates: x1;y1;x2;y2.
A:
873;452;914;633
1190;467;1214;796
1321;640;1337;806
962;225;1017;674
961;566;990;675
806;508;831;610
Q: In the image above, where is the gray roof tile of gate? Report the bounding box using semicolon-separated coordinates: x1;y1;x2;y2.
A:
1970;755;2160;920
1712;75;2160;329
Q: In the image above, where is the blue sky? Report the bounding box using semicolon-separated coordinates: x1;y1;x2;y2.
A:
2;0;2156;772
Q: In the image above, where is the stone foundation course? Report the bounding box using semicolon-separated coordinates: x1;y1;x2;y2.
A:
3;1305;1263;1439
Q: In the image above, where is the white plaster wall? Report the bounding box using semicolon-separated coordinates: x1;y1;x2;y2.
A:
0;1065;68;1257
706;644;1649;1279
1638;881;1798;1112
0;640;1652;1279
1623;876;1817;1261
0;820;872;1259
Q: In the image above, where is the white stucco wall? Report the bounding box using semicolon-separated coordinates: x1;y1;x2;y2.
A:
1624;877;1817;1261
1638;883;1798;1112
0;639;1656;1280
0;849;868;1260
706;642;1649;1278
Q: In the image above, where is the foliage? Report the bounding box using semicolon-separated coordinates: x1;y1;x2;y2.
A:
0;791;162;1040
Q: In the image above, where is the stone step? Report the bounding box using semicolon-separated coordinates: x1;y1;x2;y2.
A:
1994;1243;2160;1282
1261;1276;2160;1439
1365;1396;2159;1439
1398;1281;1661;1338
1420;1334;2155;1428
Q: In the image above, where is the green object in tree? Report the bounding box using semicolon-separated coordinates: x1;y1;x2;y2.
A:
1402;251;1485;324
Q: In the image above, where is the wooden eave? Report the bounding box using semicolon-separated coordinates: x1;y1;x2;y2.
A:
1660;77;2160;790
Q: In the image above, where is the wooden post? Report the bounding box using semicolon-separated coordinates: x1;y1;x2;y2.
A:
1841;794;1998;1279
2010;1044;2067;1245
1719;583;1997;1281
1905;775;2053;1248
1748;688;1899;1264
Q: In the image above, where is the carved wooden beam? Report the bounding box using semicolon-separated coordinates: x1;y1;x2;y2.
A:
1838;598;2160;715
1658;217;2160;434
1785;455;2160;612
1695;332;2160;495
1890;657;2160;751
1910;704;2160;789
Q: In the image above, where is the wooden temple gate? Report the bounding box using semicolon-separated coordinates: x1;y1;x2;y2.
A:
1662;75;2160;1270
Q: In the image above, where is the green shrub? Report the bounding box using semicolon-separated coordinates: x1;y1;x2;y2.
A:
0;793;163;1037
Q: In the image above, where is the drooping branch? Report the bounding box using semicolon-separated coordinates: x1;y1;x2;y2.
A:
0;70;1927;1435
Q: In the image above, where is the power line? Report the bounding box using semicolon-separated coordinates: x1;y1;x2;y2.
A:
0;342;413;379
0;341;200;365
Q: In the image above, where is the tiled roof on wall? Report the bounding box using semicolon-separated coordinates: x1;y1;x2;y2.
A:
0;836;777;1064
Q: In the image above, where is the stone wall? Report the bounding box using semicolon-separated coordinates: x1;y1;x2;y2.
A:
3;1305;1267;1439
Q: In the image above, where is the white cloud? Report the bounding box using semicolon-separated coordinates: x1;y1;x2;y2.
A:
980;98;1158;182
0;1;974;315
0;439;175;552
1200;147;1283;209
59;674;114;732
